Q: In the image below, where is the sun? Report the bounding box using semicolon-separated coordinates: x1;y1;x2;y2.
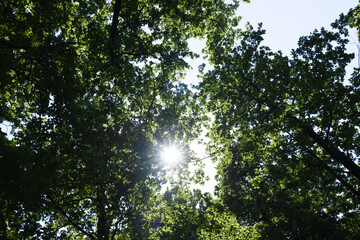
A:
160;145;182;168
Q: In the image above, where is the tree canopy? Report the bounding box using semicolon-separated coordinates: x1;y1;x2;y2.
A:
0;0;240;238
199;5;360;239
1;0;360;239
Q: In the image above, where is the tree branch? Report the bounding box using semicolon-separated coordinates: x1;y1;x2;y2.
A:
110;0;122;64
237;57;360;181
294;117;360;181
302;148;360;200
0;39;31;49
0;39;83;50
145;79;159;123
45;193;95;239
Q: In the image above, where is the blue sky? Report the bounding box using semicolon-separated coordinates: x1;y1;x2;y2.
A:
186;0;359;86
237;0;359;56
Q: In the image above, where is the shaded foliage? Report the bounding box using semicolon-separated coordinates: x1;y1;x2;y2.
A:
0;0;240;238
2;0;360;239
199;6;360;240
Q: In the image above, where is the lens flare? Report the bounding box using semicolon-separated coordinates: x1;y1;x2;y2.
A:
160;145;182;168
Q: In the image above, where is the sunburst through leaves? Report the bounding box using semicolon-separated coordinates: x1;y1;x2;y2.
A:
160;145;182;168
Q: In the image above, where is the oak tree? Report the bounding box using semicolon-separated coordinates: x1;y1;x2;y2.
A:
0;0;239;238
199;7;360;239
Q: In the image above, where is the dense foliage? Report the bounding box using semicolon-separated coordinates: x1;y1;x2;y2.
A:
1;0;360;239
0;0;240;238
199;5;360;240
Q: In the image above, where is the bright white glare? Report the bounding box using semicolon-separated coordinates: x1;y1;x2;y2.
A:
160;145;182;168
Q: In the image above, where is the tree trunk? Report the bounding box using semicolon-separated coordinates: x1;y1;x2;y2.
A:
97;189;110;240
